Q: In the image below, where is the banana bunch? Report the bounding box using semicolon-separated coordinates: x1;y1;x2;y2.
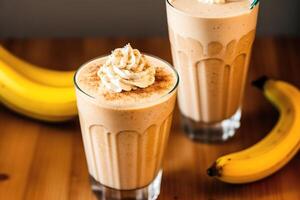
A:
0;45;77;122
207;77;300;184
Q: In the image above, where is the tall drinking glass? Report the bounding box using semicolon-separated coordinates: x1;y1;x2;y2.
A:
74;54;179;200
166;0;259;142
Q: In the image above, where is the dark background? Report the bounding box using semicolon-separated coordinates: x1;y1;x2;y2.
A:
0;0;300;38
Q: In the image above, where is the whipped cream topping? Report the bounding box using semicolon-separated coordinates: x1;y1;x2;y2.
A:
97;44;156;93
199;0;226;4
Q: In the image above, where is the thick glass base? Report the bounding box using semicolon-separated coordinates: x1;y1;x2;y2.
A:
181;109;241;143
90;170;162;200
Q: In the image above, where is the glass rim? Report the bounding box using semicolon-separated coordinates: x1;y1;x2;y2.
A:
165;0;259;19
74;53;179;107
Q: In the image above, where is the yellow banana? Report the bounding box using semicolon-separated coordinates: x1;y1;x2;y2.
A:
207;77;300;184
0;59;77;122
0;45;75;87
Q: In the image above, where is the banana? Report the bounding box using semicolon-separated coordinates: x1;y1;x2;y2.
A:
0;59;77;122
0;45;75;87
207;76;300;184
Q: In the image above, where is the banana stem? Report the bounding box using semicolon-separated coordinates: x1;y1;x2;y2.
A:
252;76;269;90
207;162;221;177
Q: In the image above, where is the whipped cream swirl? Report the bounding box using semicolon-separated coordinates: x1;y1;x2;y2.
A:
199;0;226;4
97;44;156;93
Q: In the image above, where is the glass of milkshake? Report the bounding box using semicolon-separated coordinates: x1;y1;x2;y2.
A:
74;44;179;200
166;0;259;142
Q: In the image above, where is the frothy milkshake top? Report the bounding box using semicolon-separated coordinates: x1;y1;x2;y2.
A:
75;45;178;107
168;0;253;18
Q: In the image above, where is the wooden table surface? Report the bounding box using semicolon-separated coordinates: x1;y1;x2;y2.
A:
0;37;300;200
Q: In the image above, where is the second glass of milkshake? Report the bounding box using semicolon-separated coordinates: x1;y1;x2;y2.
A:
166;0;259;142
74;44;179;200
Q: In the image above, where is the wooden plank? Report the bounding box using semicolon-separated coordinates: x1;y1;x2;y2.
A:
0;108;40;199
23;123;73;200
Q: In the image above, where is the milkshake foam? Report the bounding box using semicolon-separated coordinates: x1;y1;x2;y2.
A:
76;55;177;108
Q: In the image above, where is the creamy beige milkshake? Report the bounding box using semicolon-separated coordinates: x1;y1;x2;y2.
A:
74;44;178;199
166;0;259;142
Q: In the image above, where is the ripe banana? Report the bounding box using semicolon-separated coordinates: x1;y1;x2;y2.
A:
0;59;77;122
207;76;300;184
0;45;75;87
